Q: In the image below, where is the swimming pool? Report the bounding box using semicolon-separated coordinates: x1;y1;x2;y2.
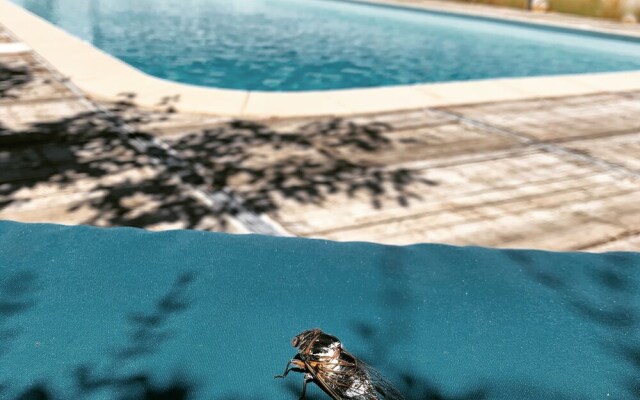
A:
12;0;640;92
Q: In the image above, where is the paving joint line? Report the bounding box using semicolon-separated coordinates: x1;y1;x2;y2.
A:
574;228;640;251
548;127;640;144
614;90;640;100
432;107;640;181
310;182;637;237
4;20;639;239
1;94;82;106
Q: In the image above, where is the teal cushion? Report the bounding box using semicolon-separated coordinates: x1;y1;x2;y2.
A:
0;220;637;400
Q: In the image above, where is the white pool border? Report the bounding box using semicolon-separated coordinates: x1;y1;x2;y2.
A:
2;0;640;118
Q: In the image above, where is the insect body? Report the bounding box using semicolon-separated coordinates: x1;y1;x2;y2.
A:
275;328;404;400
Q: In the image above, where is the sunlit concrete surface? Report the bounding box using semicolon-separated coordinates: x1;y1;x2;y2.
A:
2;22;640;251
361;0;640;39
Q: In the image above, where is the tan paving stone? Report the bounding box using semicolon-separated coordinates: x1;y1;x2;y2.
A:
313;184;638;249
366;0;640;39
0;53;75;103
442;94;640;142
0;165;161;202
348;109;456;130
627;91;640;99
562;130;640;172
585;233;640;252
266;150;635;238
98;99;231;135
1;25;640;249
0;31;13;43
328;122;522;166
0;184;246;233
0;99;89;131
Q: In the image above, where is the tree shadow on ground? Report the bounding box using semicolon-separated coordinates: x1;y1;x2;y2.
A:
1;62;436;231
169;117;435;213
0;60;32;99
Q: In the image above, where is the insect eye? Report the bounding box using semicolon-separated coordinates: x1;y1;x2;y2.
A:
291;337;300;347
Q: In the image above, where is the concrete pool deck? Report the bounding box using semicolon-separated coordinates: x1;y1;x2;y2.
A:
2;19;640;252
1;0;640;118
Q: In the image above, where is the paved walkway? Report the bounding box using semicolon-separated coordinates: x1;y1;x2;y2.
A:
368;0;640;38
2;24;640;251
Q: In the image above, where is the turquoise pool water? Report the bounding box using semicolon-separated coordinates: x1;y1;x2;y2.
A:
12;0;640;91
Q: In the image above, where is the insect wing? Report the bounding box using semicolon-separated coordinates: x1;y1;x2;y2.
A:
310;351;405;400
306;356;362;400
358;359;405;400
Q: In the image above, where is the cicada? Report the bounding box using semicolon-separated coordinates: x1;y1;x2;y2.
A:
275;328;405;400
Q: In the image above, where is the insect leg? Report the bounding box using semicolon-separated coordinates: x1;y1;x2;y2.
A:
275;358;305;379
275;360;293;379
298;373;313;400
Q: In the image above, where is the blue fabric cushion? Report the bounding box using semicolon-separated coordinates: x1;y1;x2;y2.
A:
0;220;637;400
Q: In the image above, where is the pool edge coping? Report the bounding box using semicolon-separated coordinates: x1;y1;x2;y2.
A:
342;0;640;40
2;0;640;118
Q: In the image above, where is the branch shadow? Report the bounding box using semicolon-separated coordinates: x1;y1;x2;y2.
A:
506;250;640;399
2;57;442;400
0;271;38;357
1;60;437;231
0;60;32;99
0;271;39;398
345;247;627;399
348;247;492;400
6;272;203;400
73;272;198;400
